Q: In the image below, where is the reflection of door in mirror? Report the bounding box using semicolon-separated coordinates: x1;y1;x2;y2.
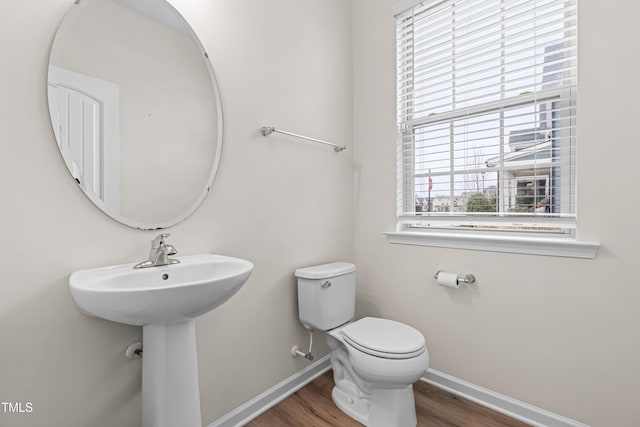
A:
48;65;120;217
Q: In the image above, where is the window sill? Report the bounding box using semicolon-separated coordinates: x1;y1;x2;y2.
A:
384;231;599;259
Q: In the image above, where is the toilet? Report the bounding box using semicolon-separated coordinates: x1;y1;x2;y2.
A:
295;262;429;427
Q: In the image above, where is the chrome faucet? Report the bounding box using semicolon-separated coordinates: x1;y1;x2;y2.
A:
133;233;180;269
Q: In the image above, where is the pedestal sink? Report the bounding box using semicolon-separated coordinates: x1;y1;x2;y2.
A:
69;254;253;427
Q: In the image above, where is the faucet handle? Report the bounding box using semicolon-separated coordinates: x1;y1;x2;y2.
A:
165;244;178;256
151;233;171;247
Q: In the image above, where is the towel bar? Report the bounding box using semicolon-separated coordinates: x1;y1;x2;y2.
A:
260;126;346;153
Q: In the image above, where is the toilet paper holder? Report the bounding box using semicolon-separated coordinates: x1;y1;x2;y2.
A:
434;270;476;285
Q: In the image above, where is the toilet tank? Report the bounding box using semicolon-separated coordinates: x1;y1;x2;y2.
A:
295;262;356;331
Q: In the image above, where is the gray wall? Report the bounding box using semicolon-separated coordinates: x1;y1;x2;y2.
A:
0;0;351;426
352;1;640;426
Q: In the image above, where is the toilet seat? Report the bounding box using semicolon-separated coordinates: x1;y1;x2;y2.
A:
342;317;425;359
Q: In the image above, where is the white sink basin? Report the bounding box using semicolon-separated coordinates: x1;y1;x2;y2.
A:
69;254;253;326
69;253;253;427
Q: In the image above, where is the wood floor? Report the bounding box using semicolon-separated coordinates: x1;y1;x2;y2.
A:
246;370;531;427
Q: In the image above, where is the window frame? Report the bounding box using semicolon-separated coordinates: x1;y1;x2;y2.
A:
390;0;598;258
399;89;574;229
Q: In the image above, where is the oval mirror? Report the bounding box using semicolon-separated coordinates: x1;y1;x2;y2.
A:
47;0;223;229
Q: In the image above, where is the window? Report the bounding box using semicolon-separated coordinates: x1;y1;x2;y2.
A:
394;0;578;238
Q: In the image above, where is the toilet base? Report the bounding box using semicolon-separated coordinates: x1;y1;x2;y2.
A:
332;383;370;425
332;380;417;427
368;385;417;427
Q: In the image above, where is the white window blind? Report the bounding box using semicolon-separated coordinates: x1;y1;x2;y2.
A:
396;0;577;235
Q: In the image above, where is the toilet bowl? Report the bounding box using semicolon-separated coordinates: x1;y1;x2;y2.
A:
327;318;429;427
335;317;429;385
295;262;429;427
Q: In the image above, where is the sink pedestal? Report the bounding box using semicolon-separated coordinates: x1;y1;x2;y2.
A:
143;320;201;427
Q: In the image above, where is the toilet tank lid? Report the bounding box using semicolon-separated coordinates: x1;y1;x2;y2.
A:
295;262;356;279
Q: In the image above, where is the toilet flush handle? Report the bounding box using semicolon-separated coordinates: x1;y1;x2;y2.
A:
321;281;332;289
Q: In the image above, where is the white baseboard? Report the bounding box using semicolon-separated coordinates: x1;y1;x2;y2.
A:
423;369;590;427
207;355;331;427
208;359;588;427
